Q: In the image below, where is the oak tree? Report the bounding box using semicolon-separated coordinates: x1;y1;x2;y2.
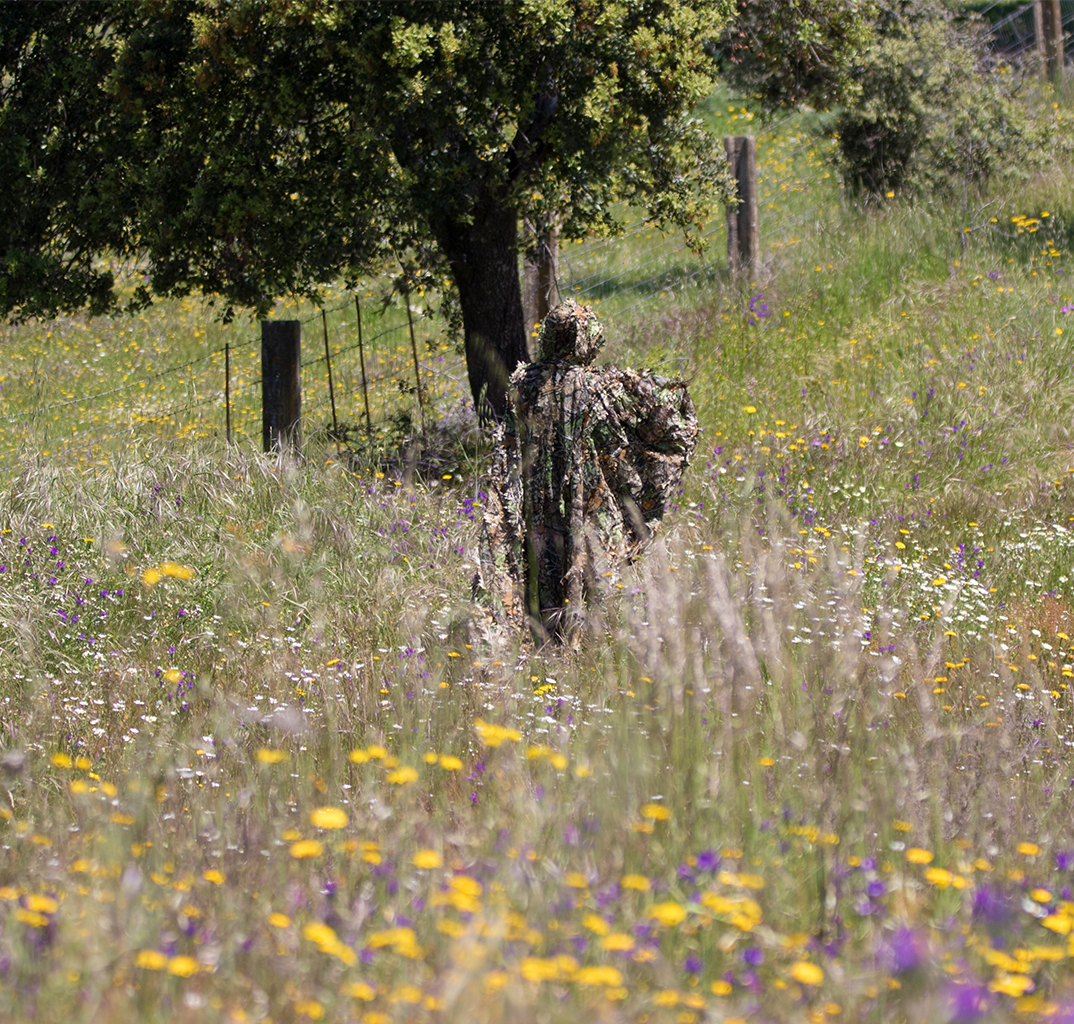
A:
1;0;735;417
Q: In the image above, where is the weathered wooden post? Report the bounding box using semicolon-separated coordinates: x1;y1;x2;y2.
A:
354;293;373;435
724;135;759;275
1039;0;1065;84
321;309;340;455
224;342;232;444
523;216;560;341
261;320;301;453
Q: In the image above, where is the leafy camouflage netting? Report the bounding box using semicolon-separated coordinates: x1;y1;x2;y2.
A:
475;300;699;642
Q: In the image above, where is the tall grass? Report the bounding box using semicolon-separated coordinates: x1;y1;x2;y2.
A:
6;88;1074;1022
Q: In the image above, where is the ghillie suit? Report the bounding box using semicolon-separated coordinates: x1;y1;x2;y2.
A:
476;300;698;643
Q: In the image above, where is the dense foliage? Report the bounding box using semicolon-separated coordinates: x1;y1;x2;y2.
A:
714;0;877;109
0;0;735;416
834;1;1048;197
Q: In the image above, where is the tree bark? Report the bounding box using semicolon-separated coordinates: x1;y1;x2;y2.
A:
522;214;560;340
431;197;530;421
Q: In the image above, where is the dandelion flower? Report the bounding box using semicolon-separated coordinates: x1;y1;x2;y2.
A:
167;955;200;977
268;913;291;928
256;748;288;764
141;567;162;587
521;956;561;982
439;755;463;771
202;869;225;885
134;950;168;970
648;901;687;927
15;909;48;927
621;874;651;891
474;718;522;748
412;849;443;869
574;965;623;986
1017;842;1040;857
989;973;1033;996
290;839;324;859
24;895;57;914
600;933;635;951
640;803;670;821
790;961;824;985
386;766;419;785
310;807;348;830
905;848;934;865
583;913;610;935
50;753;72;769
160;562;195;580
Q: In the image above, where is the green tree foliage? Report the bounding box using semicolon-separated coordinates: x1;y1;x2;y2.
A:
0;0;735;417
714;0;877;109
0;5;144;319
834;1;1046;198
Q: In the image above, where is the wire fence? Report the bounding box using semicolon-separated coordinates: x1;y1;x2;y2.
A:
0;118;843;473
981;1;1074;60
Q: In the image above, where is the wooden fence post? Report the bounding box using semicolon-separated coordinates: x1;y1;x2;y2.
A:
354;293;373;435
261;320;301;453
724;135;759;275
402;287;427;434
224;342;232;445
321;309;340;455
1040;0;1064;83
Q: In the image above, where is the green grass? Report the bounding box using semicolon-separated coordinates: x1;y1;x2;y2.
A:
9;90;1074;1023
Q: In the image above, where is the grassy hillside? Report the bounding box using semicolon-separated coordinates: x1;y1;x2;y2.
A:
6;94;1074;1022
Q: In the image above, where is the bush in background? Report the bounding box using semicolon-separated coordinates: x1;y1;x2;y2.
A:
835;0;1048;197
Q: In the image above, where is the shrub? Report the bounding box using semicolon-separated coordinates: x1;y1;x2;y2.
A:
834;1;1047;198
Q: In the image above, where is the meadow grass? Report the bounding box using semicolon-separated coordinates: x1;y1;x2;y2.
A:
8;93;1074;1024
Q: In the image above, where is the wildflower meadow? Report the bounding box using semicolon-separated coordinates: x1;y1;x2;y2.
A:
8;95;1074;1024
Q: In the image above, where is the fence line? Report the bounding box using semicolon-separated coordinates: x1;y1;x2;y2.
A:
0;123;839;470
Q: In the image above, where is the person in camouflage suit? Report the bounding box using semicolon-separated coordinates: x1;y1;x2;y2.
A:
476;299;699;643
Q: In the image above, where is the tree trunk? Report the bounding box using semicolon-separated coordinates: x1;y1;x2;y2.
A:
432;197;530;420
522;214;560;340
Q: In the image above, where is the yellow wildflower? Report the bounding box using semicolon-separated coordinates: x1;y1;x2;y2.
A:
167;955;200;978
574;965;623;986
649;901;687;927
134;950;168;971
256;748;288;764
386;766;418;785
474;718;522;748
290;840;324;859
790;961;824;985
160;562;195;580
310;807;348;830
